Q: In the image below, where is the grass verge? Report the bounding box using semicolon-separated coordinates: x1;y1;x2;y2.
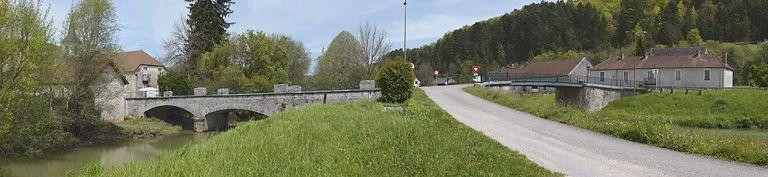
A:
72;89;559;177
465;86;768;166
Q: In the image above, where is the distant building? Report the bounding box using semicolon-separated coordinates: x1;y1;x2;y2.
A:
92;50;165;121
488;57;592;93
114;50;166;98
590;47;733;88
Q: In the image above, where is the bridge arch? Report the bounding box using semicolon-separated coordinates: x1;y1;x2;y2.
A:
203;109;268;131
143;105;196;130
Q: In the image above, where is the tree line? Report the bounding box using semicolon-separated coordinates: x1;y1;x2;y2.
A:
163;1;390;93
390;0;768;86
1;0;125;162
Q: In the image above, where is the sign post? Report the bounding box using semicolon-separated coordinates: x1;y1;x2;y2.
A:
472;66;481;83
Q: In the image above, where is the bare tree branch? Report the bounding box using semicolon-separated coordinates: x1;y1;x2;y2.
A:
357;21;391;78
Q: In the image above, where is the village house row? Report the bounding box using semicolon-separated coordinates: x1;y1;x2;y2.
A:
489;47;734;91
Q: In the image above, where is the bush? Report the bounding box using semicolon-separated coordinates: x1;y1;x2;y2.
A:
376;60;414;103
158;71;193;96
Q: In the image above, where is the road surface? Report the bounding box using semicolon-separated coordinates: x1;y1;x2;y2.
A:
423;85;768;177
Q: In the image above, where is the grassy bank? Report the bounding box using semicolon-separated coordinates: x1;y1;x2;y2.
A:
73;89;559;177
465;87;768;166
115;116;183;138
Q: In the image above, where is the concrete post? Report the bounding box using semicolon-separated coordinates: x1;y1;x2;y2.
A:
194;87;207;96
163;91;173;97
217;88;230;95
274;84;289;93
360;80;376;90
288;85;302;93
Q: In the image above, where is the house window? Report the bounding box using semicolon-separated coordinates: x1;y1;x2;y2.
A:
647;70;655;80
599;72;605;82
675;69;682;81
704;69;711;81
623;71;629;81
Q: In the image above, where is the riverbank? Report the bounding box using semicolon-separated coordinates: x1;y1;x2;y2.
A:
465;86;768;166
1;115;183;176
6;132;210;177
115;116;184;139
73;89;559;176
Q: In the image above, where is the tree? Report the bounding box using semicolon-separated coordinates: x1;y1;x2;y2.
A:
356;21;391;79
0;0;73;158
184;0;233;76
196;30;309;88
697;0;717;40
656;0;683;46
615;0;653;46
60;0;120;138
158;71;193;95
315;31;366;83
684;28;703;46
161;18;190;67
633;23;650;56
273;34;310;84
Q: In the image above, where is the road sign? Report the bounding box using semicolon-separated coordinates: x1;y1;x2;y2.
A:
434;70;439;76
472;66;480;73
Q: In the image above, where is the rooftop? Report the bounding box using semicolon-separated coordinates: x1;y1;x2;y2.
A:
115;50;165;73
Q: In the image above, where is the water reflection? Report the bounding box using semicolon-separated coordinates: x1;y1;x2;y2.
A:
8;132;210;177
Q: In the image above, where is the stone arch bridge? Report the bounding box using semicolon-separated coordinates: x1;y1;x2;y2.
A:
126;88;379;132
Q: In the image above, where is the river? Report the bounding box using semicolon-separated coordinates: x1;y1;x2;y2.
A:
7;132;211;177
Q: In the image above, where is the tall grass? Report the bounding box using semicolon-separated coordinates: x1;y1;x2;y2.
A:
465;87;768;166
72;89;559;177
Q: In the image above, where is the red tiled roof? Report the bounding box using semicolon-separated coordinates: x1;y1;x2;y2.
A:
115;50;164;73
593;48;732;71
505;57;585;75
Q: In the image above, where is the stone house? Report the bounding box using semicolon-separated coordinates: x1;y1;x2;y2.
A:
90;50;165;121
590;47;733;88
91;62;129;121
114;50;166;98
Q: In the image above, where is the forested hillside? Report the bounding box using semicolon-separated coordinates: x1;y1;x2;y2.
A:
391;0;768;86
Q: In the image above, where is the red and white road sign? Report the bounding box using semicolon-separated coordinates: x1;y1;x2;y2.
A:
434;70;439;76
472;66;480;73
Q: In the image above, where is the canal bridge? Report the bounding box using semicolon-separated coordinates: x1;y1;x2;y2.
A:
483;74;647;112
126;81;379;132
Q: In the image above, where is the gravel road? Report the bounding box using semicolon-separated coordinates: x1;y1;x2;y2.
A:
423;85;768;177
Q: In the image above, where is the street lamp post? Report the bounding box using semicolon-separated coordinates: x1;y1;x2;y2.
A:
403;0;408;62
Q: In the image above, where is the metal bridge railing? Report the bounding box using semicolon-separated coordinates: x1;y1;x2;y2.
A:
484;73;644;88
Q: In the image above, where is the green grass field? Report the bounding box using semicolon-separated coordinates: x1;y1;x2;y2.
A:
605;89;768;129
465;87;768;166
72;89;559;177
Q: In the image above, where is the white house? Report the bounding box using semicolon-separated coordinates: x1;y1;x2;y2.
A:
590;47;733;88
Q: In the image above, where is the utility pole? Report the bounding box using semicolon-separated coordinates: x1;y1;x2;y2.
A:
403;0;408;62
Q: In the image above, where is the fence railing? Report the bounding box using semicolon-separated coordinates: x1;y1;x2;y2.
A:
195;81;365;95
484;72;768;91
483;73;644;88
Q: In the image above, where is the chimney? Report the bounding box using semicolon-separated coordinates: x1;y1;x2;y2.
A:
724;52;729;64
620;53;624;60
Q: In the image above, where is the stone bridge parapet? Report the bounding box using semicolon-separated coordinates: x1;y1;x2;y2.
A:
126;87;380;132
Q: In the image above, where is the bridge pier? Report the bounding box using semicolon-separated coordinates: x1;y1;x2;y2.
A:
556;87;631;112
194;117;208;132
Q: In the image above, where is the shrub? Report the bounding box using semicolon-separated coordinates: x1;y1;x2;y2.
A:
158;71;193;95
376;60;414;103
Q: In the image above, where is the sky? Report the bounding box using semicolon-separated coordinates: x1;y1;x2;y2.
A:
42;0;540;63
